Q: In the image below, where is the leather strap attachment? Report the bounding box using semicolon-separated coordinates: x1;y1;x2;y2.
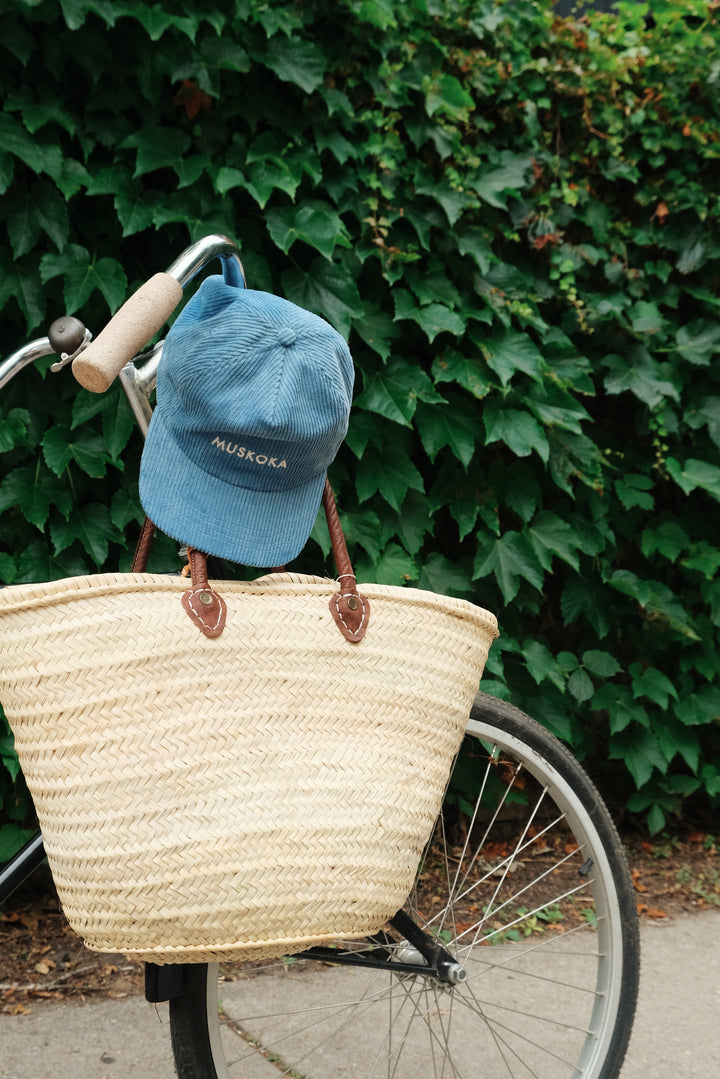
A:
132;516;156;573
323;481;370;643
132;481;368;644
180;548;227;638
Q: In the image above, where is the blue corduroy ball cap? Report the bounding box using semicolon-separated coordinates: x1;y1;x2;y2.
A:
139;276;354;567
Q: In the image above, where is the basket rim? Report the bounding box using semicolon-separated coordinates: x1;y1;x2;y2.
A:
0;570;499;633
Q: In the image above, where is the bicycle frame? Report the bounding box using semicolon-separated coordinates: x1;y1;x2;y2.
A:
0;233;245;909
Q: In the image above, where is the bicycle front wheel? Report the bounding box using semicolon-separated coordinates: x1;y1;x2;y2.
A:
170;692;639;1078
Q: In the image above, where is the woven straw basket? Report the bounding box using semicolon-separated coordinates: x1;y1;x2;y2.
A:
0;569;498;963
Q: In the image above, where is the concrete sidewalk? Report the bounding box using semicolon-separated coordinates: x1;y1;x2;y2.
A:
1;911;719;1078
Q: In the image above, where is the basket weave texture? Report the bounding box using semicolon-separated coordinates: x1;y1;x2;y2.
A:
0;571;498;963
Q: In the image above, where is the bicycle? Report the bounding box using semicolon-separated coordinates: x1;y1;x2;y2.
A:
0;234;640;1078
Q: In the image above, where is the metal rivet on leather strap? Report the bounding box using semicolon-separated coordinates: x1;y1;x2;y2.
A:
199;591;213;605
347;595;359;610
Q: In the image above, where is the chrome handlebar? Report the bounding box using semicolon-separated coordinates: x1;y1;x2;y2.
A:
0;233;245;436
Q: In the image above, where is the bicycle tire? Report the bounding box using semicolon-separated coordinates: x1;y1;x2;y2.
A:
169;691;639;1078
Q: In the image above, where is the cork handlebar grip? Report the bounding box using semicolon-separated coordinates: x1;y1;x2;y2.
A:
72;273;184;393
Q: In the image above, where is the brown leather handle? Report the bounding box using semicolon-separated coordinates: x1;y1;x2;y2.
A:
132;480;369;643
322;480;369;642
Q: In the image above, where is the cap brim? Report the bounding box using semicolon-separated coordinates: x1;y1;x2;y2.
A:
139;410;325;568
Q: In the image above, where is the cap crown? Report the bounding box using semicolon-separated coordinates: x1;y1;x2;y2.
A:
138;277;354;567
157;278;354;494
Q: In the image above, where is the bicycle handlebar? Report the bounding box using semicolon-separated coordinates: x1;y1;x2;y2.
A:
0;234;245;399
72;273;183;393
72;233;246;393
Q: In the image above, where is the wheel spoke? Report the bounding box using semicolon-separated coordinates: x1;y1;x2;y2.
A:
170;696;639;1079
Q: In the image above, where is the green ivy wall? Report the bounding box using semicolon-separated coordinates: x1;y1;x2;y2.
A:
1;0;720;856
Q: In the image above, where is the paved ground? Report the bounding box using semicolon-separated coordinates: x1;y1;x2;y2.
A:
1;910;718;1077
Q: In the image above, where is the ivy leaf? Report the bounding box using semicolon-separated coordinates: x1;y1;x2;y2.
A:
432;349;494;399
352;303;399;361
603;347;679;407
684;397;720;449
315;129;357;165
416;552;473;596
356;357;443;426
681;541;720;579
523;640;566;692
666;457;720;502
610;728;668;787
0;113;45;174
525;383;590;434
630;664;678;709
15;538;91;583
608;570;699;639
547;428;604;493
119;127;192;177
360;541;418;586
345;410;381;458
354;0;399;30
615;473;654;511
393;290;465;342
413;174;472;226
0;466;72;529
58;0;117;30
20;98;76;137
49;503;123;566
676;238;707;275
128;6;201;41
355;451;424;511
40;245;128;314
429;462;486;540
0;150;14;196
526;511;581;571
640;521;689;561
473;531;545;602
415;397;477;467
214;165;246;196
243;159;300;208
424;73;474;119
390;490;434;556
0;825;39;862
676;320;720;365
471;152;533;209
0;408;30;453
266;201;351;261
483;401;550;463
568;667;594;703
676;685;720;727
413;303;465;343
500;461;541;525
42;425;111;478
562;577;611;637
262;37;326;94
282;259;364;336
0;467;47;528
457;227;494;274
0;247;45;330
629;301;664;335
110;488;144;533
102;392;137;462
582;650;621;678
7;181;69;257
254;3;304;36
483;327;545;386
342;509;384;561
593;684;650;735
115;189;155;236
